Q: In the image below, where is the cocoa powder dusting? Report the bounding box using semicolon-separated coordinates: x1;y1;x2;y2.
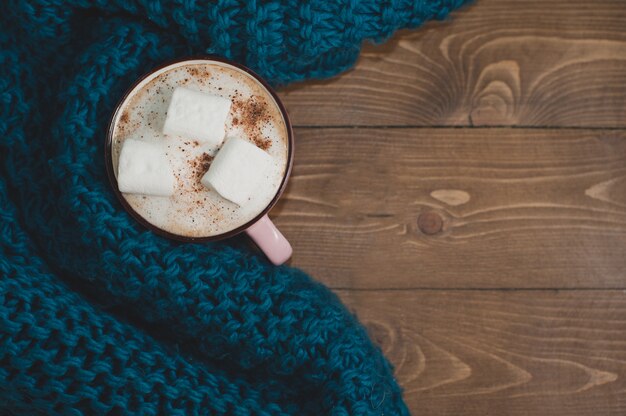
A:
117;111;131;133
253;137;271;151
245;96;267;125
189;152;213;191
231;95;272;151
186;66;211;79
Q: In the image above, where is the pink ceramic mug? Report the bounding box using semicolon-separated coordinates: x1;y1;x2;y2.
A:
104;57;294;265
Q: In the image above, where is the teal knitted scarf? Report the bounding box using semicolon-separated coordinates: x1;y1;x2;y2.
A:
0;1;467;414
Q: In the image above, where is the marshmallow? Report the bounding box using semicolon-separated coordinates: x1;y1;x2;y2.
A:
117;138;175;197
163;87;231;146
201;137;272;206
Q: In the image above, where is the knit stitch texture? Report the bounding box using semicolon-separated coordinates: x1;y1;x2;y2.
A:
0;1;467;414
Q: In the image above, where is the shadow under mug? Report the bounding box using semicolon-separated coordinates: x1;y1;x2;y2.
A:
104;56;294;265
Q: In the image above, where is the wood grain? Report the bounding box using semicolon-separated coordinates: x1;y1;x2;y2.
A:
273;128;626;289
339;290;626;415
276;1;626;413
279;0;626;127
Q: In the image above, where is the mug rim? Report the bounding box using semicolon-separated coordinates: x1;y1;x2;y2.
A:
104;55;294;243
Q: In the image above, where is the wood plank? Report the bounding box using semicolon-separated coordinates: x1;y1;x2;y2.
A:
278;0;626;127
273;128;626;289
338;290;626;415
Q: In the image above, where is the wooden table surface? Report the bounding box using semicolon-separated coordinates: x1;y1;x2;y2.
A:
274;1;626;414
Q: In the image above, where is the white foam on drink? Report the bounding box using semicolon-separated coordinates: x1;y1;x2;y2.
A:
111;60;289;237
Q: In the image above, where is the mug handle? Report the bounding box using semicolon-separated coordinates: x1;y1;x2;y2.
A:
245;215;292;265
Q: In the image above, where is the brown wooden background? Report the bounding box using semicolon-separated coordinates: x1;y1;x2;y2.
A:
273;0;626;414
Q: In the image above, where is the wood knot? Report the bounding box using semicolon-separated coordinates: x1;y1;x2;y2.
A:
417;211;443;235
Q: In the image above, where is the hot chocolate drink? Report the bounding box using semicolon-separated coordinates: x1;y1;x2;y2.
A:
110;59;289;238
